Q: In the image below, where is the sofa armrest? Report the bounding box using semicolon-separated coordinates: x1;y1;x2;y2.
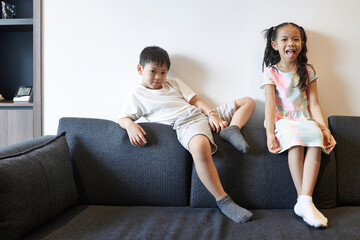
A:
329;115;360;206
0;133;77;239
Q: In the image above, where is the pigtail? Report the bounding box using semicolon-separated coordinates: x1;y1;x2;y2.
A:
262;26;280;71
296;26;310;91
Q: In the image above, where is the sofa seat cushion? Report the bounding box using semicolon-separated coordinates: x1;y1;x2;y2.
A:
0;133;77;240
57;118;193;206
25;205;360;240
190;126;337;209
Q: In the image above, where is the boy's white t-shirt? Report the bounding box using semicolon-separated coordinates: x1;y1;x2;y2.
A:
119;78;197;125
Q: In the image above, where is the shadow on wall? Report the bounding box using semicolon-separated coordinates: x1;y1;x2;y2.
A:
168;54;216;107
248;99;265;127
169;54;266;128
306;30;351;117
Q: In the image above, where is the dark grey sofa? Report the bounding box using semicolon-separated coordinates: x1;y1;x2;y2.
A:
0;116;359;240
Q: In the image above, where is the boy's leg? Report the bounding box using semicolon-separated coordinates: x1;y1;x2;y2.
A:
189;135;225;200
229;97;255;129
219;97;255;152
188;135;252;223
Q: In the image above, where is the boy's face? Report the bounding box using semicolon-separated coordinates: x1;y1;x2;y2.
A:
138;62;168;89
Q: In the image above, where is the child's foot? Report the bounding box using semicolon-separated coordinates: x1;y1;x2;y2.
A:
220;125;249;153
294;195;327;228
216;195;252;223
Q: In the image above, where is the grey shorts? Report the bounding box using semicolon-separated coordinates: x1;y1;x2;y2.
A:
214;101;237;124
173;101;236;154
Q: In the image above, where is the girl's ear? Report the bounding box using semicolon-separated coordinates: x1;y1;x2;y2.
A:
271;41;278;51
137;64;143;75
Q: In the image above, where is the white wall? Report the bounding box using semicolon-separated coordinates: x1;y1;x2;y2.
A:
43;0;360;134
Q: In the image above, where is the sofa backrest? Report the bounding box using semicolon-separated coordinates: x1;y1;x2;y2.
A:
58;117;193;206
329;115;360;206
190;126;337;209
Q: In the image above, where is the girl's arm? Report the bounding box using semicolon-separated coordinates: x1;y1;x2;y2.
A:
264;85;282;153
307;80;327;129
307;80;334;149
189;96;227;133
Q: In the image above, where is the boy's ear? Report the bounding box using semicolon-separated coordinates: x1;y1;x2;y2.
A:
137;64;143;75
271;41;278;51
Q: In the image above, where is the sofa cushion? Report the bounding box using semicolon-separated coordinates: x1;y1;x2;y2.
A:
57;118;193;206
329;115;360;205
25;205;360;240
0;133;77;240
190;126;337;209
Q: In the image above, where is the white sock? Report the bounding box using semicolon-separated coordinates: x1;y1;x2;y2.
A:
296;195;327;223
294;195;327;228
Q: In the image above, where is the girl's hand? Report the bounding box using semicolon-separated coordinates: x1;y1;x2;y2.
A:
267;134;282;154
126;122;147;146
322;129;335;150
208;114;228;133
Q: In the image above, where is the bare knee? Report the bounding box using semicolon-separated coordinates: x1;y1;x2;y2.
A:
188;135;212;158
235;97;255;110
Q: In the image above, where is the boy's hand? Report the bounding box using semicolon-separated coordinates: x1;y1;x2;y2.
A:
209;115;228;133
118;117;147;146
267;134;282;154
126;122;147;146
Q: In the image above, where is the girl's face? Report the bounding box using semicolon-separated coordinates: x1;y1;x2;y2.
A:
271;24;303;64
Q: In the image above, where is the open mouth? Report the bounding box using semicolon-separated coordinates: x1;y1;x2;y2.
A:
286;50;296;58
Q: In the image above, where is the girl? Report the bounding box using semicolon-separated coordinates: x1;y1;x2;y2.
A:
262;22;336;228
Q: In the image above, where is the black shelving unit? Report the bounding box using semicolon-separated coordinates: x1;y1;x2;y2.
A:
0;0;41;147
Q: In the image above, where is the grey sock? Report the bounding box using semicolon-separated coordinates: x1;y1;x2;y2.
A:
220;125;250;153
216;195;252;223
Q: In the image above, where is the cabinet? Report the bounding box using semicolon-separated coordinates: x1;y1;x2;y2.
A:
0;0;41;147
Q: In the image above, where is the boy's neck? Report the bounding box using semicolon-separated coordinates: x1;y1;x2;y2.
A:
141;83;163;90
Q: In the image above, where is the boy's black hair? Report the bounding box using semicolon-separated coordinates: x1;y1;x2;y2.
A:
262;22;314;91
139;46;171;70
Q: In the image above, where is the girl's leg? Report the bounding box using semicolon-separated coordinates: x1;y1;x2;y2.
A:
301;147;328;223
219;97;254;152
291;147;327;227
301;147;321;196
188;135;252;223
288;146;305;196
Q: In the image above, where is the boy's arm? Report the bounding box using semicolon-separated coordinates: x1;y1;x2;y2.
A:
118;117;147;146
189;96;227;133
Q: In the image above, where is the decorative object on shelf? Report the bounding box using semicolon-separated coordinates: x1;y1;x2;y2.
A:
13;86;32;102
0;93;4;101
1;1;16;19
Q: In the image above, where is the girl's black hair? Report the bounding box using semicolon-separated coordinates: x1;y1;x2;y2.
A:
139;46;171;70
262;22;314;91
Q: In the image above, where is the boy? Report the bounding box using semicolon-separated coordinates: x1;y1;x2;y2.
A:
118;46;254;223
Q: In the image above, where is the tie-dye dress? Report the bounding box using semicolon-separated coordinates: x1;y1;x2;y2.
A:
262;65;333;154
